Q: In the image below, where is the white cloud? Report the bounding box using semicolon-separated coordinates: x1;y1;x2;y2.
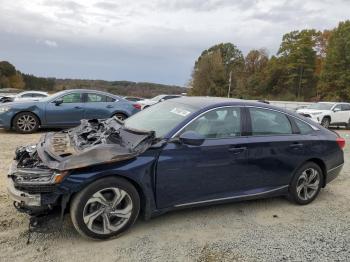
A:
0;0;349;84
44;39;58;47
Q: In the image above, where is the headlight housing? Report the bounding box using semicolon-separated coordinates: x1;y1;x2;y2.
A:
0;106;10;113
12;170;69;185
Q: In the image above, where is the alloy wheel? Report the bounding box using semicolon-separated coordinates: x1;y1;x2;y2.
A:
296;168;320;201
16;114;37;132
83;187;133;235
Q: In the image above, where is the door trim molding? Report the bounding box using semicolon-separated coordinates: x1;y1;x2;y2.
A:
174;185;289;207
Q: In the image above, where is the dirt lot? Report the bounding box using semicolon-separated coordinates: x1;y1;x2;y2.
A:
0;129;349;262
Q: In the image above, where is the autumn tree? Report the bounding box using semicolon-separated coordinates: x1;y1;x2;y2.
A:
0;61;25;89
319;21;350;100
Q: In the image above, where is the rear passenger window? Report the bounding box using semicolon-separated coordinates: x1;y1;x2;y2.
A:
182;107;241;139
249;108;292;135
294;118;313;134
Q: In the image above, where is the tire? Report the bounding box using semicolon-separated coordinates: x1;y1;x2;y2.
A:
320;117;330;128
288;162;324;205
13;112;39;133
113;113;127;121
70;177;140;240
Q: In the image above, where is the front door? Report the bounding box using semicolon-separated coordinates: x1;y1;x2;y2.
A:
156;107;257;209
331;104;350;124
45;92;84;127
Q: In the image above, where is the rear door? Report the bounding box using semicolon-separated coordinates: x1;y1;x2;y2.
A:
244;107;318;189
83;92;117;119
45;92;84;126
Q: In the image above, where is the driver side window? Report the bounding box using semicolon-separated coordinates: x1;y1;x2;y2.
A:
181;107;241;139
61;93;81;103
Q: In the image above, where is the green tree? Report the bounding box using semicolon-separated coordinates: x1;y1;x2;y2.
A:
319;21;350;100
191;43;244;97
277;30;319;100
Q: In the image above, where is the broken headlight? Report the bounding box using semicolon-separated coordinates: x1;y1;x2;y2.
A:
12;170;68;185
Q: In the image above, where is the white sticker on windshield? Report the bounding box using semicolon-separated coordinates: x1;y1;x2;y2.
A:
170;108;191;117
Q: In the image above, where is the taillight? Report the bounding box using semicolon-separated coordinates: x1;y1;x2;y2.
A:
336;137;346;150
133;103;141;110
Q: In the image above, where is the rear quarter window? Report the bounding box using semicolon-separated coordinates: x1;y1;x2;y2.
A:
294;118;313;134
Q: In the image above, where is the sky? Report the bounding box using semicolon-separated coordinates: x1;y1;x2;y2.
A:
0;0;349;86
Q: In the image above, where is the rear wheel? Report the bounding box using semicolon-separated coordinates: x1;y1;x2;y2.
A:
70;177;140;240
321;117;330;128
13;112;39;133
289;162;323;205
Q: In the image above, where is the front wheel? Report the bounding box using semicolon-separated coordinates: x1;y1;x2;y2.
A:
288;162;323;205
13;112;39;133
321;117;330;128
70;177;140;240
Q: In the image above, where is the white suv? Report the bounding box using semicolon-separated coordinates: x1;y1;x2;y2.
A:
297;102;350;128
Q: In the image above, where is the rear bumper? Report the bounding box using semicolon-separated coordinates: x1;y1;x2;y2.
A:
326;164;343;184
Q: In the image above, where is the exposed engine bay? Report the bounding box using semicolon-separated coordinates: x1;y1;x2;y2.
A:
14;117;156;171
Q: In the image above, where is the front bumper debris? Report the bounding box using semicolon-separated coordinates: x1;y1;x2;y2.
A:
7;177;41;206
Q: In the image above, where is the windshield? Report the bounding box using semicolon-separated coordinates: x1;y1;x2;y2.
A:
41;90;67;102
124;101;197;138
307;103;334;110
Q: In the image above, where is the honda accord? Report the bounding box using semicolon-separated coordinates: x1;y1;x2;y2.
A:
7;97;345;239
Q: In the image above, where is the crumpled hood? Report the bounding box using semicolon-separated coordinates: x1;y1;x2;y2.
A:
15;117;156;171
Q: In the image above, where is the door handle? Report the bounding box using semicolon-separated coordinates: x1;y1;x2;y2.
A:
228;146;247;154
106;105;114;108
289;142;304;148
74;106;82;109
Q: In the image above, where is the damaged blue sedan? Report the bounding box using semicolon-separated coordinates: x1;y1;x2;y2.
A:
7;97;345;239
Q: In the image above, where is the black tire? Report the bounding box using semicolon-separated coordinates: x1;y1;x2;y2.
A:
70;177;140;240
288;162;324;205
321;117;330;128
13;112;39;133
113;113;127;121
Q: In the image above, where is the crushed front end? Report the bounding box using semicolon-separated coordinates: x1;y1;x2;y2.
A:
7;117;155;215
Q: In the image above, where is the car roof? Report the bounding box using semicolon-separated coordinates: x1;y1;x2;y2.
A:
55;89;120;98
18;91;48;95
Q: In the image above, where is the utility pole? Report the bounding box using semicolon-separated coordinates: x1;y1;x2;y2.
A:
227;70;232;98
298;66;304;100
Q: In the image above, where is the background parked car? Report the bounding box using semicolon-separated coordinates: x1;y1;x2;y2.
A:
123;96;143;102
137;94;182;109
297;102;350;128
0;89;140;133
0;91;49;103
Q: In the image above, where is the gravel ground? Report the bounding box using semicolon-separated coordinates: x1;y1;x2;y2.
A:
0;129;349;262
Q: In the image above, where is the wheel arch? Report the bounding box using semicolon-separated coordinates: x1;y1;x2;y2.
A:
67;173;148;217
322;115;331;122
110;111;129;119
11;111;42;128
295;158;327;187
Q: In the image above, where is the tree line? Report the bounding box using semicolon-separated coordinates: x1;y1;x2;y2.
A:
0;61;186;98
190;20;350;101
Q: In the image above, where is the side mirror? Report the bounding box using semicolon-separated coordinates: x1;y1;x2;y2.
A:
54;99;63;106
179;131;205;146
160;98;165;102
333;107;341;112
